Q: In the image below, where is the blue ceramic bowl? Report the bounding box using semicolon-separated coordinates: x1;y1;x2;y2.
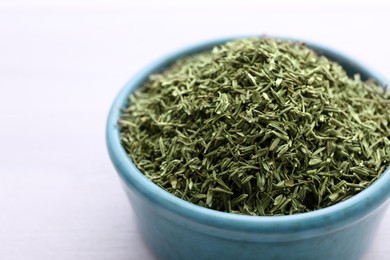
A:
107;37;390;260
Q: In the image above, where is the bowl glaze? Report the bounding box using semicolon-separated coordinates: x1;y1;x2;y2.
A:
107;37;390;260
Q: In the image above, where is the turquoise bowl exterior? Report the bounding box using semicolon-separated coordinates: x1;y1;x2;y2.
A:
106;37;390;260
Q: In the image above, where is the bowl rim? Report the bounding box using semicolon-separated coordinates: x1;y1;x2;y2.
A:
106;36;390;236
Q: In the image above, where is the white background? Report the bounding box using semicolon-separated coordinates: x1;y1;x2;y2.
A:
1;1;390;259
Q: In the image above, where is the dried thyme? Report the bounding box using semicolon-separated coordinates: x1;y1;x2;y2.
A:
119;38;390;216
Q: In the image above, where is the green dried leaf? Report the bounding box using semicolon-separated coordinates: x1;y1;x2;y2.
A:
119;37;390;216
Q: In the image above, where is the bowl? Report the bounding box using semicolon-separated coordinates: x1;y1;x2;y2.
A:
106;37;390;260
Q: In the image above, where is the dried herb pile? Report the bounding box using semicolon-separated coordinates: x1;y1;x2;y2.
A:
120;38;390;216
